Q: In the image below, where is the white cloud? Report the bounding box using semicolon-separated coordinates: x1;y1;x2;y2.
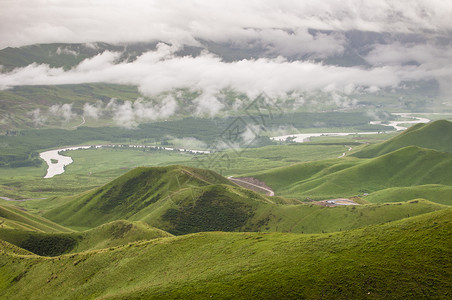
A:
89;96;180;128
1;44;451;99
49;103;76;122
56;47;78;56
365;42;452;68
28;108;47;127
1;0;451;49
83;102;103;119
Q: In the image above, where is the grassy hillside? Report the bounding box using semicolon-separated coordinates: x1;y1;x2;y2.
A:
44;165;244;230
354;120;452;158
0;204;71;232
248;199;446;234
364;184;452;205
43;165;447;235
254;146;452;200
0;209;450;299
0;220;172;256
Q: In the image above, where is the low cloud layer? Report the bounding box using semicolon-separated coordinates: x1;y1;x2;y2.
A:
1;0;451;49
1;43;451;99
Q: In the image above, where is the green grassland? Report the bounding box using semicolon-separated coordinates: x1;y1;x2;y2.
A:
37;166;447;236
253;146;452;200
1;43;451;299
364;184;452;205
0;204;71;232
0;220;172;256
0;148;194;200
0;141;361;201
0;108;386;168
188;143;351;176
0;209;450;299
354;120;452;158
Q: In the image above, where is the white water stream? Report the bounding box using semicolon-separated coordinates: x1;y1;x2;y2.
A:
40;146;91;178
270;113;431;143
40;145;209;179
39;113;430;179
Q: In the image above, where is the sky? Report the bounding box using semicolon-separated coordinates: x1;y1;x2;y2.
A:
1;0;452;49
0;0;452;124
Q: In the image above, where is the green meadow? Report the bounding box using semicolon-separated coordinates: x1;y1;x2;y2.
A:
0;99;451;299
0;209;450;299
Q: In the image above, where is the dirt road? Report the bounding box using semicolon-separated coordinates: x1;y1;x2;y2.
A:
227;176;275;196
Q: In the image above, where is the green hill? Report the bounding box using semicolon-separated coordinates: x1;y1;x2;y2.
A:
364;184;452;205
353;120;452;158
0;209;450;299
44;165;233;226
0;220;172;256
44;165;294;234
0;204;71;232
42;165;447;235
253;146;452;200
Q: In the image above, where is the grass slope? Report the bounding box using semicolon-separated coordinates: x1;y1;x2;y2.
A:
0;220;172;256
254;146;452;200
353;120;452;158
0;204;71;232
246;199;447;234
44;166;243;229
364;184;452;205
43;165;447;235
0;209;450;299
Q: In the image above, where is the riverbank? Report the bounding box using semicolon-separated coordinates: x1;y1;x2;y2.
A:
40;144;210;179
270;113;430;143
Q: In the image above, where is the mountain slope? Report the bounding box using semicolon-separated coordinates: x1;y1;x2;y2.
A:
0;220;172;256
0;209;450;299
42;165;447;235
254;146;452;200
353;120;452;158
0;204;71;232
364;184;452;205
44;165;292;234
45;165;233;224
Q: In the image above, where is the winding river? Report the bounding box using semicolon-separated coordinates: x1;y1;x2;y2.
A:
40;145;209;179
270;113;431;143
40;113;430;179
40;146;91;178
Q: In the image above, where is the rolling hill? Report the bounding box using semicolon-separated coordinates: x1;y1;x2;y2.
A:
253;146;452;200
42;165;447;235
0;220;172;256
353;120;452;158
0;204;71;232
363;184;452;205
0;209;450;299
44;165;278;232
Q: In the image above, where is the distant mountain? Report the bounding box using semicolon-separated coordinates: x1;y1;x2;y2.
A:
353;120;452;158
1;31;446;71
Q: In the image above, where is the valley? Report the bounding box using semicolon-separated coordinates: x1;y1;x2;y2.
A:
1;5;452;297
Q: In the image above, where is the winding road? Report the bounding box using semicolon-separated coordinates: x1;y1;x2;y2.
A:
227;176;275;196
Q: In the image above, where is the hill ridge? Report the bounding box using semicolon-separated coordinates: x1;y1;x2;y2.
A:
353;119;452;158
1;209;450;299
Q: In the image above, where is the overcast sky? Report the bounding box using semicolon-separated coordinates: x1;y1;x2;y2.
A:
1;0;451;111
1;0;451;48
